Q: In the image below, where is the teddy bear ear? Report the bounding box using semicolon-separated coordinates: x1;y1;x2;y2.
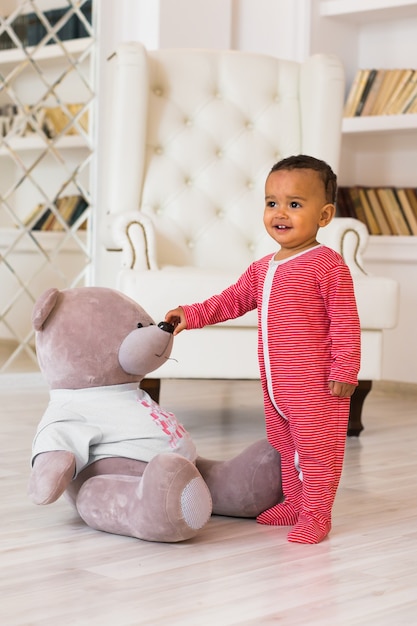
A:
32;287;60;331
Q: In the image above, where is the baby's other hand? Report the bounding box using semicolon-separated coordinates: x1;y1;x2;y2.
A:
165;306;187;335
328;380;356;398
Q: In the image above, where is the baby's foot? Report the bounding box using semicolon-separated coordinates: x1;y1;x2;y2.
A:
257;501;299;526
287;512;331;544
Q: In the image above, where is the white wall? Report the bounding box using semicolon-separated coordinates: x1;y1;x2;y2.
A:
233;0;310;61
100;0;233;54
100;0;307;57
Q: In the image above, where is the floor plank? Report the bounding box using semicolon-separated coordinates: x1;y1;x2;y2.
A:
1;377;416;625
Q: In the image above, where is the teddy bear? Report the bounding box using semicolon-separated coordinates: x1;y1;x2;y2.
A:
28;286;282;542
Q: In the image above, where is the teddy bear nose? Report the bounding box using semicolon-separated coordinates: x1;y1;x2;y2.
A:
158;321;175;334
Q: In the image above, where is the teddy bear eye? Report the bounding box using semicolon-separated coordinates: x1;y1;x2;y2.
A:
137;323;143;328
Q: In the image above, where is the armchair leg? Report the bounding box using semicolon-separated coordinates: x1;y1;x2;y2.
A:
348;380;372;437
140;378;161;403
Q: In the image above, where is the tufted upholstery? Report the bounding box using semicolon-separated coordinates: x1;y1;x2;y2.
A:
104;43;398;394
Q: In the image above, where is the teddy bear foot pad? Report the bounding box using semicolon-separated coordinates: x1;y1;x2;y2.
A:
76;453;213;542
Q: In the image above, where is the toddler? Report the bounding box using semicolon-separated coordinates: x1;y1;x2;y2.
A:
165;154;361;544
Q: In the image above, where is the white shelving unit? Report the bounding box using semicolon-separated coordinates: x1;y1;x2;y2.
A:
308;0;417;384
0;35;92;65
320;0;417;22
0;2;95;372
342;113;417;135
0;134;88;155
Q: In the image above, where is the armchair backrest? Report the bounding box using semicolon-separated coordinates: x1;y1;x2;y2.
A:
106;43;345;271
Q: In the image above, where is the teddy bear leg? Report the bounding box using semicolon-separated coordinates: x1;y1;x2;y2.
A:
196;439;283;518
75;453;213;542
65;457;148;508
28;450;76;505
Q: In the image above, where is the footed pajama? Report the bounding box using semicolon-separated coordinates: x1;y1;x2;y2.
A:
182;245;361;544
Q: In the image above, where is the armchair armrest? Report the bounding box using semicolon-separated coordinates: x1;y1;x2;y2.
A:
318;217;369;276
105;211;158;271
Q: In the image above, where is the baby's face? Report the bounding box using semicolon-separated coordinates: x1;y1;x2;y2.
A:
263;168;334;258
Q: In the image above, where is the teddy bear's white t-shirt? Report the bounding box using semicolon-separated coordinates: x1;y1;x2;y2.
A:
31;383;197;474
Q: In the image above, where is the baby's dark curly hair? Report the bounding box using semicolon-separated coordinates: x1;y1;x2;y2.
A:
269;154;337;204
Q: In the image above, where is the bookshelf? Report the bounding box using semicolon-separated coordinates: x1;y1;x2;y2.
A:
307;0;417;384
0;0;95;373
308;0;417;212
0;134;87;155
309;1;417;184
342;114;417;134
337;186;417;236
0;35;91;64
319;0;417;22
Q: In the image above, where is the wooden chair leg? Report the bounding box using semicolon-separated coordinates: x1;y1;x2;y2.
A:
140;378;161;403
348;380;372;437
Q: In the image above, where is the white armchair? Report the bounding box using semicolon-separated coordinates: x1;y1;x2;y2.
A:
103;43;398;435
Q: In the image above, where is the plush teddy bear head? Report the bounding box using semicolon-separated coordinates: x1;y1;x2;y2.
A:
32;286;174;390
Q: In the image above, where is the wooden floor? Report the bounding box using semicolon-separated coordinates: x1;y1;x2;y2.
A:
1;375;417;626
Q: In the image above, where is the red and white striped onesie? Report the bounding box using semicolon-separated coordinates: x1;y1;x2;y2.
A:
182;245;361;544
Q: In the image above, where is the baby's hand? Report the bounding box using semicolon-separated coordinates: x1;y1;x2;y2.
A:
165;306;187;335
328;380;356;398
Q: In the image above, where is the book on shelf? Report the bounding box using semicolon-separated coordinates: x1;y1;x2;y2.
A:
371;69;404;116
394;189;417;236
360;69;386;117
354;69;377;117
40;196;80;231
336;187;417;236
404;189;417;234
0;2;92;50
49;195;80;230
377;188;411;236
31;205;53;231
69;197;89;230
39;206;58;231
343;69;371;117
374;188;405;236
392;72;417;114
335;187;354;219
348;187;368;228
357;188;381;235
42;104;89;138
365;188;391;236
408;94;417;113
383;69;414;115
1;104;88;140
22;203;45;229
27;195;88;231
344;68;417;117
404;188;417;220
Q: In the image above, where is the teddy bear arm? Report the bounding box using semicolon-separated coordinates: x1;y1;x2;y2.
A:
28;450;76;505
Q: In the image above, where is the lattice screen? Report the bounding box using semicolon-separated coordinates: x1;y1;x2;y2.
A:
0;0;95;373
